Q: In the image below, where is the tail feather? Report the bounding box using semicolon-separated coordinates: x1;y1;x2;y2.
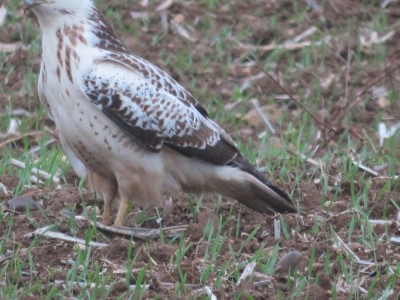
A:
213;154;295;214
165;149;295;214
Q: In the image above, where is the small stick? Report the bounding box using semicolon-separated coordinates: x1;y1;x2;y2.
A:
237;261;257;286
257;66;338;133
0;42;22;53
156;0;174;12
0;183;9;196
254;279;272;287
368;220;395;226
350;158;379;177
204;286;217;300
75;215;187;240
250;99;276;134
274;218;281;240
29;138;57;154
396;212;400;226
389;236;400;245
234;38;329;53
10;158;60;184
0;131;42;148
377;289;394;300
334;233;360;261
27;225;108;248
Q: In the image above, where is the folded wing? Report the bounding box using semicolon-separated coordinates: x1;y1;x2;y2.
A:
81;54;239;165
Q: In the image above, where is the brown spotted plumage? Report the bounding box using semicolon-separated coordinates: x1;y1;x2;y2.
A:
26;0;295;226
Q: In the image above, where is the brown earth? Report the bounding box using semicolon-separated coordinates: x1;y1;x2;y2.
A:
1;0;400;299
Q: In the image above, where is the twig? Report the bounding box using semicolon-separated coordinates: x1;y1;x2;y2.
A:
368;220;396;226
257;66;339;133
331;63;400;126
372;176;400;183
27;225;108;248
30;175;44;185
397;211;400;225
381;0;392;8
274;218;281;240
250;99;276;134
170;19;195;42
0;42;22;53
204;286;217;300
311;61;400;155
156;0;174;12
0;183;9;196
254;279;273;287
239;72;265;92
350;157;379;177
0;131;42;148
377;289;394;300
29;138;57;154
389;236;400;245
289;148;322;167
334;232;361;261
234;38;329;53
292;26;318;43
159;10;169;33
237;261;257;286
10;158;60;184
354;259;375;267
75;215;187;240
156;281;202;289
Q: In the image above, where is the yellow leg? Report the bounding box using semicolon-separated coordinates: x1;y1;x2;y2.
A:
87;170;117;226
114;196;128;226
102;196;112;225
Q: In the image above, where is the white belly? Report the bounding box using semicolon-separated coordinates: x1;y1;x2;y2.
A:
44;64;161;169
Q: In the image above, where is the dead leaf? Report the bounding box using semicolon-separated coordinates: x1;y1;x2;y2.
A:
377;96;389;108
173;14;184;24
320;73;337;91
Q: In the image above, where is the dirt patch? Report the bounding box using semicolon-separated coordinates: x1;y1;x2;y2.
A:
1;178;399;297
1;0;400;298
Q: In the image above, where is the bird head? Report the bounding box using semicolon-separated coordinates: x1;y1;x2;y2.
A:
23;0;94;26
23;0;94;12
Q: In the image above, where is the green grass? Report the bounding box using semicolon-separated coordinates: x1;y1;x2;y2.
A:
1;0;400;299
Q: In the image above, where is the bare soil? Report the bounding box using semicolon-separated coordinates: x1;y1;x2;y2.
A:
1;0;400;299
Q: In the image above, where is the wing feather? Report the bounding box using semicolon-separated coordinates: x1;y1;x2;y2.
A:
82;56;238;165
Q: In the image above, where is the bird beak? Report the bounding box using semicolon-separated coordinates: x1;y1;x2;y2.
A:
23;0;43;8
23;0;34;7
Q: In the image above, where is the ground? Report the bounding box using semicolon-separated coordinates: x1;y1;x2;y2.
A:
1;0;400;299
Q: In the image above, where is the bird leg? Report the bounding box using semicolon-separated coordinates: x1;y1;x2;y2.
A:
102;194;113;225
113;171;165;226
114;196;128;226
88;170;118;225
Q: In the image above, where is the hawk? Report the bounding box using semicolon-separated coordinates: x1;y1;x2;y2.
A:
25;0;295;226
